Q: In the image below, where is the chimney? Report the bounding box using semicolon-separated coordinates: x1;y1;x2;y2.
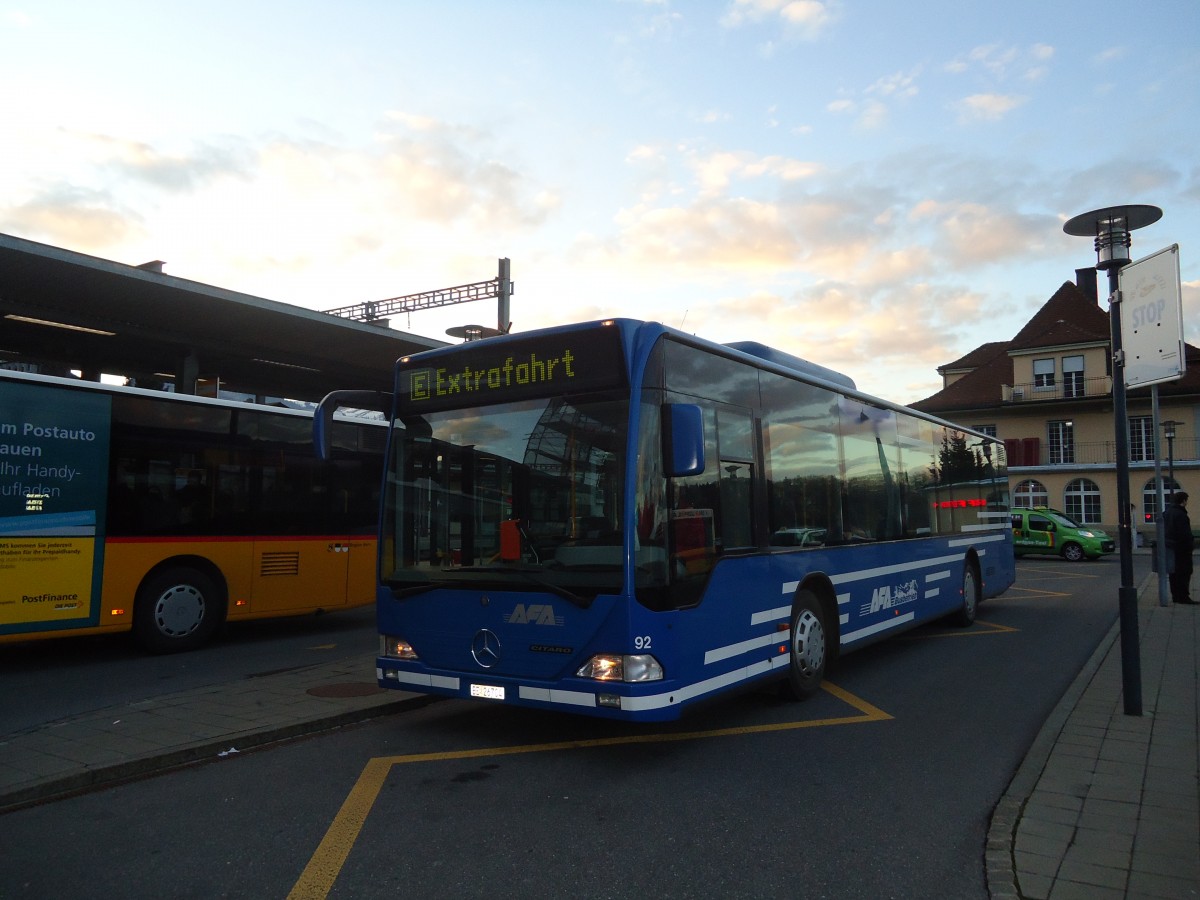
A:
1075;267;1098;305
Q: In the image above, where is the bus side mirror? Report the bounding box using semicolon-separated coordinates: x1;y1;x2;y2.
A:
663;403;705;477
314;390;391;460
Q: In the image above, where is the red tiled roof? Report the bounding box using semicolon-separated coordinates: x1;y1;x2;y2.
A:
1009;281;1110;349
938;341;1009;375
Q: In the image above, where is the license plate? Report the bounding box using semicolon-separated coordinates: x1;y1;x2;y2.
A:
470;683;505;700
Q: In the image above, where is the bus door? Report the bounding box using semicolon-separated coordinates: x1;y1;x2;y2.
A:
667;401;756;604
245;427;363;614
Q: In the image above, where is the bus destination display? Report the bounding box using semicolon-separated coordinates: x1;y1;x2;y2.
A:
399;326;625;412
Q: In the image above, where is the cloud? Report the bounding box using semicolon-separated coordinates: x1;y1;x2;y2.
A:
1;185;142;248
867;68;921;100
910;200;1060;268
720;0;838;39
946;43;1055;84
686;149;821;198
826;67;919;130
98;135;254;192
952;93;1027;123
652;278;978;400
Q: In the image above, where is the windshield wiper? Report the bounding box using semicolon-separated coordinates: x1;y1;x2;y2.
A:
391;580;459;599
447;565;592;609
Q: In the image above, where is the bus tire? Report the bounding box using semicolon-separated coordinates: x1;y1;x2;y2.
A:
133;566;226;653
952;560;980;626
785;590;827;700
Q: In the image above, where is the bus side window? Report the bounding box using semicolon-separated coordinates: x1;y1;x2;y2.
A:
759;373;842;544
716;407;755;551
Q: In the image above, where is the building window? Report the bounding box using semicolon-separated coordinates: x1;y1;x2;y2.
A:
1034;358;1055;390
1014;479;1048;508
1048;420;1074;464
1063;355;1084;398
1129;417;1156;462
973;424;998;437
1064;478;1101;524
1142;477;1182;525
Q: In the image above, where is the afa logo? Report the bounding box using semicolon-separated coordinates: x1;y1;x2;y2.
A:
504;603;565;626
866;579;920;614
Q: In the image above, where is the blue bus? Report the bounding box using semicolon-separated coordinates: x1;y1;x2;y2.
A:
316;319;1014;722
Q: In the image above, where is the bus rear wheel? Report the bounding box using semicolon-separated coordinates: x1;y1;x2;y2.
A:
133;567;225;653
785;590;827;700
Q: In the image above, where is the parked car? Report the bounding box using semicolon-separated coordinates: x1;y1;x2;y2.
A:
770;527;828;547
1011;507;1115;561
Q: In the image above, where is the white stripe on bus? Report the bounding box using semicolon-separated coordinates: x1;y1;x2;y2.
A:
704;630;787;665
519;686;597;707
752;605;791;625
829;552;963;584
618;655;791;712
841;611;916;644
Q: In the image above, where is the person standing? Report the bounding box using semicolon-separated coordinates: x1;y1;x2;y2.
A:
1161;491;1197;605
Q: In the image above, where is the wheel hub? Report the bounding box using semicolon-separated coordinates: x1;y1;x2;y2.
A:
156;585;205;637
792;610;825;677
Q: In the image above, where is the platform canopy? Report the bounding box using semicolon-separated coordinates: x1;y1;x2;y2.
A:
0;232;446;401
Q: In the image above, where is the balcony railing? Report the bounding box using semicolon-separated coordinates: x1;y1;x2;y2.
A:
1003;375;1113;402
1008;438;1200;467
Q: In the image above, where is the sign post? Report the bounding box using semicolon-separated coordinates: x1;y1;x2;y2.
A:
1064;205;1164;717
1120;244;1184;609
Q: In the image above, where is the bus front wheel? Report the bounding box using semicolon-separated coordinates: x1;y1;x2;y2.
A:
952;561;980;626
785;590;827;700
133;567;225;653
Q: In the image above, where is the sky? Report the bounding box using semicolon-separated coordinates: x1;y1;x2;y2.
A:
2;0;1198;405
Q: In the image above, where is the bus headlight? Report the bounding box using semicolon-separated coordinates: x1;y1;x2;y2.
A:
576;654;663;682
380;635;418;660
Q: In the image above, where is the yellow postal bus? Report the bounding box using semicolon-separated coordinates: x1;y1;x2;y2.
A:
1;369;383;652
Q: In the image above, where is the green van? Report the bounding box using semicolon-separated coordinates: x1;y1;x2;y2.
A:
1011;507;1115;561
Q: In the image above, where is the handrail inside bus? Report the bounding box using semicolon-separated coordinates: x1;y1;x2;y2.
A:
314;389;392;460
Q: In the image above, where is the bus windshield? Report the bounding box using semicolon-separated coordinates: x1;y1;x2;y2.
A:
383;393;631;602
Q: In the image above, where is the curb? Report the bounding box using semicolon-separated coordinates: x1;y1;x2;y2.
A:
0;695;434;814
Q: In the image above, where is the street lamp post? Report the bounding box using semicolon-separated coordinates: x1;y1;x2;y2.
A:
1064;204;1163;717
1162;419;1179;492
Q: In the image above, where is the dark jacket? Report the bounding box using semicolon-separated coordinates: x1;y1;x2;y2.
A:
1162;502;1194;557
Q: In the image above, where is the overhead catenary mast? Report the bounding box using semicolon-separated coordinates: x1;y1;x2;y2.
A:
323;258;512;338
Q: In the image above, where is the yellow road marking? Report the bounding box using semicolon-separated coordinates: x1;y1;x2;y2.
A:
288;680;891;899
911;618;1019;638
1005;585;1071;598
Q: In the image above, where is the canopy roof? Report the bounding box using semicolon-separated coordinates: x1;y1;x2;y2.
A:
0;232;445;400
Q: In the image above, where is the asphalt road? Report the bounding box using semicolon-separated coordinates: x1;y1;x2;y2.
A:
1;555;1146;899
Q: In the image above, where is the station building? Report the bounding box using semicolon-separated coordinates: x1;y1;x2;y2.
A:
912;268;1200;542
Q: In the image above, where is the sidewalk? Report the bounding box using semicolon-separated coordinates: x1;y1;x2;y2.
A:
0;657;425;813
989;574;1200;899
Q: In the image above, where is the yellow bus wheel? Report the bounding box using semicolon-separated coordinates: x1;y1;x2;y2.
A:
133;566;226;653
